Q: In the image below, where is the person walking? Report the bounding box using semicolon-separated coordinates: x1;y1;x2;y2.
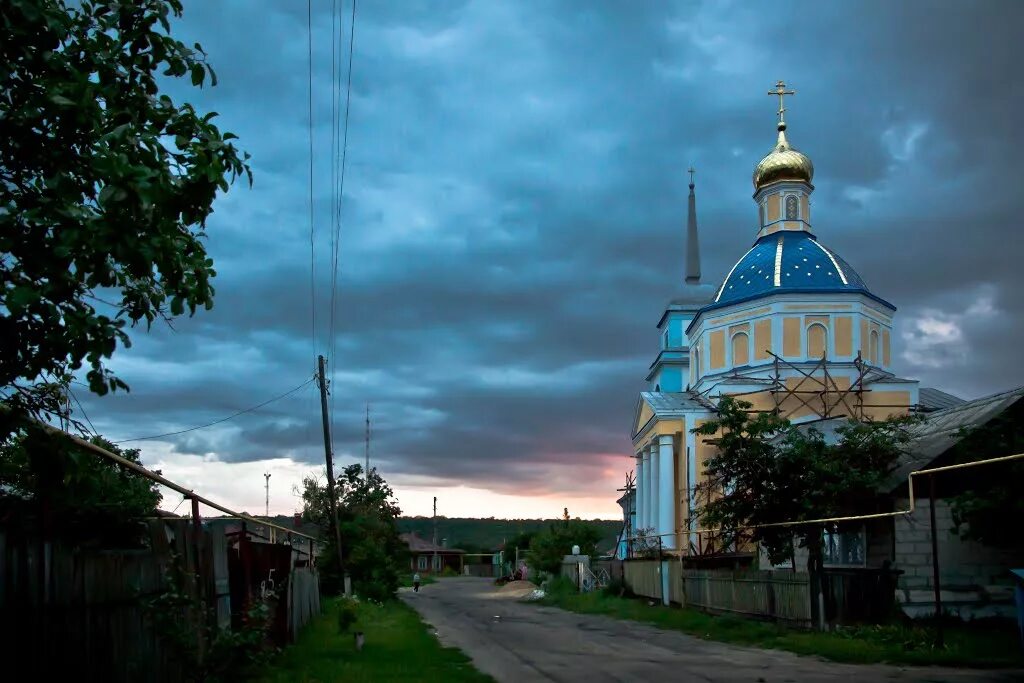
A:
413;572;421;592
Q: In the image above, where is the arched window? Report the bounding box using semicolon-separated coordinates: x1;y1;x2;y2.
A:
869;330;879;364
807;323;828;359
785;195;799;220
693;348;701;380
731;332;749;367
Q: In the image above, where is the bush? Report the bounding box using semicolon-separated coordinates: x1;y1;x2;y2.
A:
336;598;359;633
601;577;632;598
441;566;459;577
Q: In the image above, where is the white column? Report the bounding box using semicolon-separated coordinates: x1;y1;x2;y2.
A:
635;454;645;534
638;450;647;532
649;442;660;539
658;434;676;550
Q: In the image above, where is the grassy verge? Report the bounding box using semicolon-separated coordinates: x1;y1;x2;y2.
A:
260;596;492;682
540;579;1023;668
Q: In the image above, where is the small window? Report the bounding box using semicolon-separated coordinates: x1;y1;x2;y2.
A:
731;332;749;367
869;330;879;364
693;348;701;380
432;554;442;571
785;195;799;220
664;330;669;349
807;323;828;359
417;555;428;570
823;526;866;566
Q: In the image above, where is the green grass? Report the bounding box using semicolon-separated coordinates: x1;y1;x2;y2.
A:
540;579;1023;668
260;597;492;682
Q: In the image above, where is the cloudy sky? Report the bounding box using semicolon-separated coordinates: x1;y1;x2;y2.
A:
74;0;1024;519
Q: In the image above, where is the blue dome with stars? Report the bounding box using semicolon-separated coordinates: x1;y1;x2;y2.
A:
704;231;894;312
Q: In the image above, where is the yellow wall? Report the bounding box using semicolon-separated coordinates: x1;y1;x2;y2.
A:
783;317;801;356
800;195;809;222
836;316;853;356
882;329;891;366
710;330;725;369
860;319;869;357
754;318;772;360
767;194;780;222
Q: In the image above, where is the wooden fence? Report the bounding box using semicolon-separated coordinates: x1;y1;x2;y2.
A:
0;519;320;681
622;561;812;626
683;569;812;627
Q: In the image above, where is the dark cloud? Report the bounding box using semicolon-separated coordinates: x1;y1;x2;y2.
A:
74;0;1024;506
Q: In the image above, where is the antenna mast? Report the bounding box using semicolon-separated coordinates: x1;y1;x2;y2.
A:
365;403;370;478
263;472;271;518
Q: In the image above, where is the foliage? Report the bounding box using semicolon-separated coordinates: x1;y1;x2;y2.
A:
693;397;918;565
299;464;407;601
0;0;250;429
336;597;358;634
261;597;492;682
502;530;536;555
526;517;603;574
145;551;278;682
539;588;1023;668
397;517;621;554
600;576;632;599
0;424;160;545
948;402;1024;548
629;526;662;559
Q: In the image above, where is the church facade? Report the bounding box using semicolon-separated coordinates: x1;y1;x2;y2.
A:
631;82;919;555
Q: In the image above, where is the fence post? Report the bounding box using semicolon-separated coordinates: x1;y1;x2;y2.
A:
190;496;207;662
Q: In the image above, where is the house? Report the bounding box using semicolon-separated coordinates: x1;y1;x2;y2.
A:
401;532;464;574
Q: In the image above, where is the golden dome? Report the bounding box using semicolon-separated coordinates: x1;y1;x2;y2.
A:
753;122;814;191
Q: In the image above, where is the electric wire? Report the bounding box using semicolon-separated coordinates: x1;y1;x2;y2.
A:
112;378;316;444
67;386;98;435
307;0;317;372
327;0;357;452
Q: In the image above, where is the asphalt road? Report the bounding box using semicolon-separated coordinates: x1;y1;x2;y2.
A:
399;576;1021;683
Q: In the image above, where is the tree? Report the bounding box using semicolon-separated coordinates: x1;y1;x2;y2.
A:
948;402;1024;548
692;397;917;568
299;464;407;602
0;424;161;546
1;0;251;428
527;517;603;575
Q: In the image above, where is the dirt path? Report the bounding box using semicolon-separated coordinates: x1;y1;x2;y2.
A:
399;577;1021;683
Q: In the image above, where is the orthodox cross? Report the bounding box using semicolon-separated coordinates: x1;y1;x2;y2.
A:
769;80;795;124
687;166;696;186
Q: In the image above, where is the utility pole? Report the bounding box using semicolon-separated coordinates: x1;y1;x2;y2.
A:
317;355;344;576
264;472;271;518
432;496;438;573
364;403;370;478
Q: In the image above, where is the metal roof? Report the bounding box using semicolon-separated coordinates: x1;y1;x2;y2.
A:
918;387;967;412
888;385;1024;487
400;533;464;554
640;391;716;416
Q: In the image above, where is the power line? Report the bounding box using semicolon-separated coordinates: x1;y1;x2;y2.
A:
328;0;357;451
112;377;315;444
307;0;317;372
67;386;98;435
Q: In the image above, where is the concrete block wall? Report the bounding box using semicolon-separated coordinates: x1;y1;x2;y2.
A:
893;497;1024;620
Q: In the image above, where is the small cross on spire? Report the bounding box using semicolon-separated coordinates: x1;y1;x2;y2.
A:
687;166;695;187
769;80;795;125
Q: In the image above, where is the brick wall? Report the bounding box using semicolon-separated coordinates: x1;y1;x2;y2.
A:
893;497;1023;619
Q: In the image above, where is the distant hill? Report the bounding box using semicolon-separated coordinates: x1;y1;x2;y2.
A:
247;515;623;554
398;517;622;553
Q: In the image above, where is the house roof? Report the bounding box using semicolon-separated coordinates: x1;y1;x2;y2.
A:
888;385;1024;488
400;532;464;554
640;391;716;415
918;387;967;412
